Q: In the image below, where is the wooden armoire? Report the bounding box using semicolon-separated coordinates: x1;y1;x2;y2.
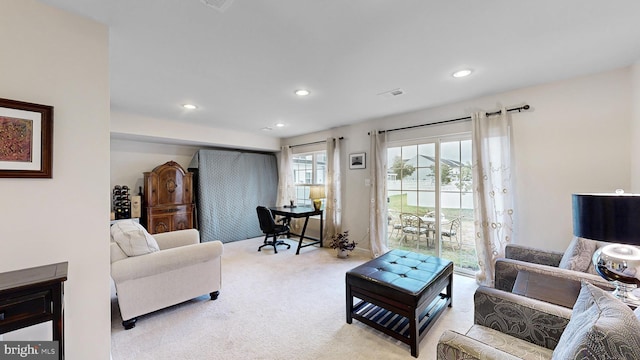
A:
142;161;195;234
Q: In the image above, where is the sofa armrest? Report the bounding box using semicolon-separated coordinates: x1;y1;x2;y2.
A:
494;257;614;293
474;286;571;350
505;244;563;266
153;229;200;250
111;240;223;282
437;330;521;360
110;241;128;264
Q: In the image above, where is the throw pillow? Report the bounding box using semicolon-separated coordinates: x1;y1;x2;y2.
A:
111;220;160;257
558;237;597;273
585;242;605;275
551;282;640;359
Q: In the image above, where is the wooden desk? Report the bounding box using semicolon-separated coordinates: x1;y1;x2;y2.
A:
0;262;68;359
270;206;323;255
512;270;581;308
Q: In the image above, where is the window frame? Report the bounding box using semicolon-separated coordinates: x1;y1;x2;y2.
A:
292;150;327;207
387;132;477;275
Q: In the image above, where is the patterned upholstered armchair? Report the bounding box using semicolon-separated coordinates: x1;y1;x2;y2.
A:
494;239;613;294
437;284;640;359
438;286;571;359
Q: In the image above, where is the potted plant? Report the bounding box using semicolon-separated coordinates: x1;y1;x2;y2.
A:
328;230;357;258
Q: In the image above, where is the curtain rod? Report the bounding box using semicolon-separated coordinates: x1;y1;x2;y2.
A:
370;104;530;135
289;136;344;148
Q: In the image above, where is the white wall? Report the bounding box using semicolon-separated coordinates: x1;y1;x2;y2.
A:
285;67;633;253
0;1;111;359
111;110;281;152
110;138;202;193
509;69;630;250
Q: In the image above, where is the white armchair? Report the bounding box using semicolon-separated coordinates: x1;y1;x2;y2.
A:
110;227;223;329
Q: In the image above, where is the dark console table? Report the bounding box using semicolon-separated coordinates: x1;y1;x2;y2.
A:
0;262;68;359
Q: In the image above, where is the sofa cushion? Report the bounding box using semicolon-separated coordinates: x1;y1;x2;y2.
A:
465;325;553;360
558;237;597;273
111;220;160;257
551;282;640;360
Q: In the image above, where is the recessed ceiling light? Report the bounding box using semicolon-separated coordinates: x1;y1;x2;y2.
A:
275;123;285;128
182;104;197;110
294;89;310;96
261;127;273;131
452;69;473;78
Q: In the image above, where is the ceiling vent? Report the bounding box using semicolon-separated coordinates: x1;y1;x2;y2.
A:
377;88;405;99
200;0;236;12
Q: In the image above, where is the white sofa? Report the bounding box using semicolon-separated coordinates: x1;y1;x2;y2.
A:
110;228;223;329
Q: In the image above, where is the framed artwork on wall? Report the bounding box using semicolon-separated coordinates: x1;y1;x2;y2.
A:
0;97;53;178
349;152;366;169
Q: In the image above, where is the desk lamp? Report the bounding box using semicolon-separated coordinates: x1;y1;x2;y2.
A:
309;185;326;211
572;192;640;305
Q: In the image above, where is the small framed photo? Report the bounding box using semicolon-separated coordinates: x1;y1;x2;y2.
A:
0;98;53;178
349;152;366;169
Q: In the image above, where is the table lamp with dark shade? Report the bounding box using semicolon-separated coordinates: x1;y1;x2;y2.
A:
572;192;640;305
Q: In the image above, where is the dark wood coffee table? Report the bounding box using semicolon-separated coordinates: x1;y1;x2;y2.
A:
512;270;581;308
346;250;453;358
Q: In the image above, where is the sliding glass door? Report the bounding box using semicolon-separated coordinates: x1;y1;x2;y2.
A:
387;136;478;274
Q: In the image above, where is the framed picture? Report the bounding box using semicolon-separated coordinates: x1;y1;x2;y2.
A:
349;152;366;169
0;98;53;178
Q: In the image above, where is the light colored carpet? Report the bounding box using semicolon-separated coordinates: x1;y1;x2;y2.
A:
111;237;478;360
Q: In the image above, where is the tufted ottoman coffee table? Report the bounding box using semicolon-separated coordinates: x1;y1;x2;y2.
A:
346;249;453;357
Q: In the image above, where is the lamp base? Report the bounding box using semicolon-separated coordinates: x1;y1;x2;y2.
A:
312;199;321;211
611;281;640;306
593;244;640;306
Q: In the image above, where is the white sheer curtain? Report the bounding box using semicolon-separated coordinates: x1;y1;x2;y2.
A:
324;137;342;242
276;145;295;207
472;108;515;286
369;130;390;258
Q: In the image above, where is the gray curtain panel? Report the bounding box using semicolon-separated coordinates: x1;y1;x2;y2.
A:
189;149;278;243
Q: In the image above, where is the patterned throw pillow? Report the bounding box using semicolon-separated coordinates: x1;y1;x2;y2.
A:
110;220;160;256
558;237;597;273
552;282;640;359
586;242;607;275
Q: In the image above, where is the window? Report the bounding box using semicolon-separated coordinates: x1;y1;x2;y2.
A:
292;151;326;206
387;136;478;274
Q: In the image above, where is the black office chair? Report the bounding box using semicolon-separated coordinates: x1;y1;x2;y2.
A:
256;206;291;253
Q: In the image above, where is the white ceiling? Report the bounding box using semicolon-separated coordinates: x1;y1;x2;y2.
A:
39;0;640;138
